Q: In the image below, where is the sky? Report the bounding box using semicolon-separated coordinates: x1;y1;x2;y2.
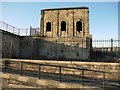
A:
118;2;120;43
1;2;118;39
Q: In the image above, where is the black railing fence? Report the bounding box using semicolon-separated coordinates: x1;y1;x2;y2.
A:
92;39;119;51
90;39;120;62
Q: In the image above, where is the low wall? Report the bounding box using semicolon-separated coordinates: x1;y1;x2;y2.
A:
4;59;120;80
1;72;94;89
1;30;20;58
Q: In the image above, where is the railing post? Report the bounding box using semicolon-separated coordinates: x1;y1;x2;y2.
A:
3;60;6;73
26;29;28;36
82;69;84;86
13;27;15;34
103;72;105;89
59;66;61;82
20;62;23;76
18;29;20;35
111;38;113;52
6;24;8;31
38;64;41;79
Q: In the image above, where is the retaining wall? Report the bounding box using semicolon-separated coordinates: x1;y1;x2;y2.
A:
1;72;91;89
1;29;89;60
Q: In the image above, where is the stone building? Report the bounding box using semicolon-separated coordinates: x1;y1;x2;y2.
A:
40;7;90;38
39;7;92;60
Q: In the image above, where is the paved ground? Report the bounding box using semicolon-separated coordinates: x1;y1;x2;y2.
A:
1;67;120;90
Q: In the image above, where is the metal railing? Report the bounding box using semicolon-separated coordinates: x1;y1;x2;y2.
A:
2;59;119;89
0;21;20;35
0;21;40;36
91;39;120;62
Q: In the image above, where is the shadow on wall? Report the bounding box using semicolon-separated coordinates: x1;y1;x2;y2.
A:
1;29;90;61
19;38;90;61
90;49;120;62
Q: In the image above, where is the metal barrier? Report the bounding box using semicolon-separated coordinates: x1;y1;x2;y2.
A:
0;21;20;35
0;21;39;36
2;59;119;88
91;39;120;62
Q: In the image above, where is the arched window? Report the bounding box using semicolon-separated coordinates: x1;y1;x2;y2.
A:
61;21;66;31
76;21;82;33
46;22;51;31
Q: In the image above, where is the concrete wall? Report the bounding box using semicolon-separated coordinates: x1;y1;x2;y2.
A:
1;30;20;58
20;37;89;60
1;29;90;60
0;30;2;58
1;30;33;59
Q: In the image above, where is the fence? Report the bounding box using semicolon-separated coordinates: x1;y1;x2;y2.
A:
2;59;119;89
91;39;120;62
0;21;39;36
92;39;119;50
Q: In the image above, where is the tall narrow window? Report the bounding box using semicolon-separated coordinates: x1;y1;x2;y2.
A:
76;21;82;33
61;21;66;31
46;22;51;31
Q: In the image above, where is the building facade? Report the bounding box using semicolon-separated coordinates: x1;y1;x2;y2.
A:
39;7;92;60
40;7;90;38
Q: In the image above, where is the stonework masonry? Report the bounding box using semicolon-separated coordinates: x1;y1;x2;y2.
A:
40;7;92;60
40;7;90;38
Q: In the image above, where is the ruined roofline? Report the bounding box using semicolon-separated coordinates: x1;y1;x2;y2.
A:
41;6;89;11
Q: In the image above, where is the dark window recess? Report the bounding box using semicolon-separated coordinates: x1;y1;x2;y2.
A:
47;52;49;55
46;22;51;31
77;43;79;47
61;21;66;31
76;21;82;33
61;50;64;52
